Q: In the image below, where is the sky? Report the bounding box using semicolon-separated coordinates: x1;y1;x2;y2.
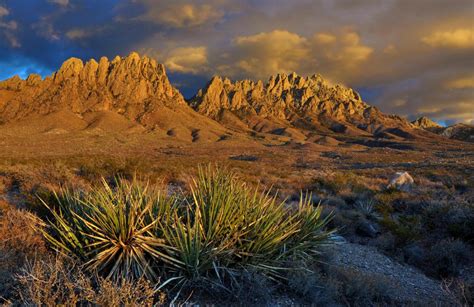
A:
0;0;473;125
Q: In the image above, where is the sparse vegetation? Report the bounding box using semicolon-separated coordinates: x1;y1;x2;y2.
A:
17;255;161;306
34;166;334;301
0;145;472;305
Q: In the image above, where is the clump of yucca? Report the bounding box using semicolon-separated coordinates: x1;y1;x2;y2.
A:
39;178;179;281
39;167;334;290
161;166;334;287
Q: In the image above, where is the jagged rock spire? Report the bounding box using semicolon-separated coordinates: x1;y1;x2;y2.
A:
189;72;366;122
0;52;184;123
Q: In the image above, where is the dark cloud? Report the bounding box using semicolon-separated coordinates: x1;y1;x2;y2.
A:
0;0;472;123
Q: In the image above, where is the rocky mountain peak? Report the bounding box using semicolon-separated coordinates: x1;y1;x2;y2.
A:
411;116;442;129
0;52;184;123
189;72;368;122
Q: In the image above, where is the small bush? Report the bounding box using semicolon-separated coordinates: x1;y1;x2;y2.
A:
441;278;474;306
426;239;472;277
288;265;394;305
423;200;474;242
17;255;161;306
380;215;422;245
0;203;46;299
312;172;369;195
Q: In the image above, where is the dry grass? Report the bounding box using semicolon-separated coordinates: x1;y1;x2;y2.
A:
0;200;46;300
17;255;163;306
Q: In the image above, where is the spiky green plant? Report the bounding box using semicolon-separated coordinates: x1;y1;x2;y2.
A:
159;166;335;287
39;167;335;291
39;178;180;281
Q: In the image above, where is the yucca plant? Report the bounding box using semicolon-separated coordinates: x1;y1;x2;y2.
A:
38;167;335;292
160;166;335;288
39;177;180;281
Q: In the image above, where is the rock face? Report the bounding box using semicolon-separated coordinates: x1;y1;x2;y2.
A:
0;52;460;143
411;117;442;130
189;73;410;135
387;172;414;192
0;52;184;126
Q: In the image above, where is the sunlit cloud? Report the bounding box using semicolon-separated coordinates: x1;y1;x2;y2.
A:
226;30;309;79
136;1;223;28
445;76;474;89
0;6;9;17
164;46;209;74
422;28;474;49
214;29;373;82
48;0;69;7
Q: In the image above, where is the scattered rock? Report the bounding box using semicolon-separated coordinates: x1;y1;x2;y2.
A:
387;171;414;192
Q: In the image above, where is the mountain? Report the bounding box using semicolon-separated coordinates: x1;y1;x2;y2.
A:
0;52;182;122
189;73;414;140
0;52;465;144
0;52;226;141
440;123;474;142
411;116;442;131
412;116;473;142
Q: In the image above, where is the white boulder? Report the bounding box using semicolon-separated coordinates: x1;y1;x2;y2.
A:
387;172;414;192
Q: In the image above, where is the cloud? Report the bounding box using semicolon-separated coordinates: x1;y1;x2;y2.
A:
66;29;88;40
310;30;373;75
445;77;474;89
422;28;474;49
33;18;61;41
163;46;209;74
0;5;20;48
136;2;223;28
0;6;9;17
216;29;373;82
48;0;69;7
314;33;336;44
225;30;309;79
383;44;397;55
374;74;474;124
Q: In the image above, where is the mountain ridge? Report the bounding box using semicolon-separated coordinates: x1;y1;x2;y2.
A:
0;52;471;143
188;72;413;138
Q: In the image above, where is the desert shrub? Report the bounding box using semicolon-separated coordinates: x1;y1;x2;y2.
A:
77;157;152;183
157;166;335;289
38;166;335;293
426;239;472;277
17;255;161;306
380;215;422;245
288;265;394;305
441;278;474;306
423;200;474;242
329;268;394;306
0;203;47;299
312;172;369;195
